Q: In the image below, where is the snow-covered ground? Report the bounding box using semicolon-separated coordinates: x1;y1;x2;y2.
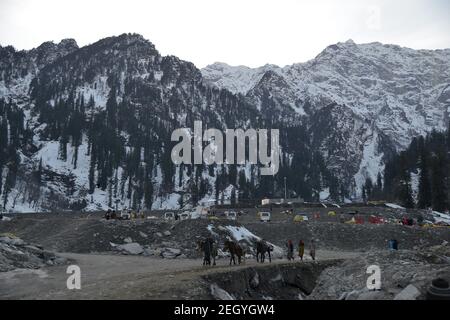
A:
385;203;406;210
218;225;284;259
431;211;450;224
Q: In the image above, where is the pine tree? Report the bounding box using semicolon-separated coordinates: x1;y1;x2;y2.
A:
376;173;382;191
144;179;153;210
329;176;340;202
88;152;96;194
399;173;415;209
59;137;68;161
365;178;373;200
108;179;113;208
417;152;431;209
230;186;236;205
399;182;414;208
431;151;448;212
35;158;43;185
73;145;78;169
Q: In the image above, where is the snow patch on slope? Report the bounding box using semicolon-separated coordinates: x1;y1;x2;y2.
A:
354;131;384;196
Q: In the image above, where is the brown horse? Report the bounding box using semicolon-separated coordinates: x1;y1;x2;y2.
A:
224;240;243;265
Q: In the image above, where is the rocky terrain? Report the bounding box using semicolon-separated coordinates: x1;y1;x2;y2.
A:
309;246;450;300
0;206;449;300
2;206;448;258
0;233;67;272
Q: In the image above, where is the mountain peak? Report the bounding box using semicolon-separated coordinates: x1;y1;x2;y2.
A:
58;38;78;50
96;33;158;54
114;33;151;45
35;38;78;54
344;39;356;45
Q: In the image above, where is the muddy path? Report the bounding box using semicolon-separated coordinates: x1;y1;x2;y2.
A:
0;250;359;300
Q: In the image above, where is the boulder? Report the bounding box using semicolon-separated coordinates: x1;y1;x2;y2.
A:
143;248;155;256
117;243;144;255
210;284;235;300
163;230;171;236
250;272;260;289
161;248;181;259
139;231;148;238
394;284;421;300
166;248;181;255
0;236;25;246
123;237;133;243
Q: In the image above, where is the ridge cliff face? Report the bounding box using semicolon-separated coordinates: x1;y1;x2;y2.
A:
202;41;450;193
1;34;449;212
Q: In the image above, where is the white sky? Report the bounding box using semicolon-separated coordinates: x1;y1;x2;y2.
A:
1;0;449;68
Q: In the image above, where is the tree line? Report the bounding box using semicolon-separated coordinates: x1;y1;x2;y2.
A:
365;124;450;212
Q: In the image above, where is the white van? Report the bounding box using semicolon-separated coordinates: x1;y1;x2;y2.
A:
179;212;190;220
121;209;131;220
259;212;271;222
226;211;237;221
164;212;175;221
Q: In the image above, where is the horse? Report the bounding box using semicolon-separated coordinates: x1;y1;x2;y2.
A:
256;240;273;263
256;240;266;263
197;239;211;266
223;240;243;265
197;238;218;266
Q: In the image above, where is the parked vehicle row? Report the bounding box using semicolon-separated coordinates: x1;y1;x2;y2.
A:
163;211;191;221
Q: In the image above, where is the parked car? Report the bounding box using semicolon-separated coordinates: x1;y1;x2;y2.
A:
179;212;190;220
293;215;309;222
164;212;175;221
259;211;271;222
226;211;237;221
120;209;131;220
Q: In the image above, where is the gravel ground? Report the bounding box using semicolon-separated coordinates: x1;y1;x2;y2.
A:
0;206;449;300
0;250;358;300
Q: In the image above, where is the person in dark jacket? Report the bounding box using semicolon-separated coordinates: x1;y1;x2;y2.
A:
286;240;294;261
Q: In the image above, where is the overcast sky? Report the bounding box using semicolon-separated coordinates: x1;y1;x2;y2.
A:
1;0;449;68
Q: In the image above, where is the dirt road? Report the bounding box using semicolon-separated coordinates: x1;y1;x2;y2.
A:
0;250;359;300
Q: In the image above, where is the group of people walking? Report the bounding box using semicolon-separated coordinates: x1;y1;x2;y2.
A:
286;239;316;261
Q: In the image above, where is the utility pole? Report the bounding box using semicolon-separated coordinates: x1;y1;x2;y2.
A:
284;176;287;201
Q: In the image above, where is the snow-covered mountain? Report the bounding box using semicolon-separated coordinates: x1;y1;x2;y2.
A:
0;39;78;101
0;34;333;213
1;35;449;213
202;40;450;193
